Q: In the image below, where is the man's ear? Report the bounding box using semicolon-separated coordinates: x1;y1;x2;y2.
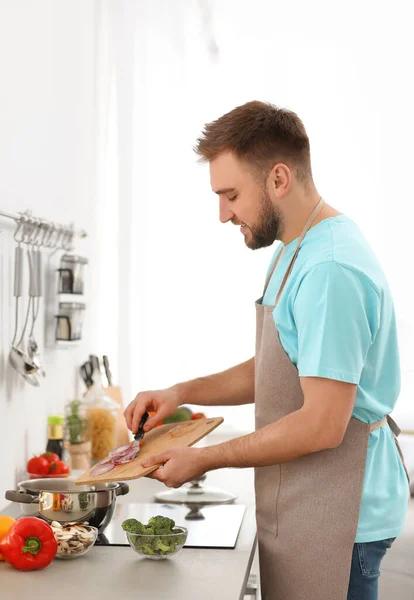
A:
268;162;291;199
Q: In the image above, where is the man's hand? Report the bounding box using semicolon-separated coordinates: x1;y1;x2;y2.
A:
124;388;181;434
141;447;207;488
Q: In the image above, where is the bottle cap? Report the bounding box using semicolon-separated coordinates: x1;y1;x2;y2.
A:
48;416;64;425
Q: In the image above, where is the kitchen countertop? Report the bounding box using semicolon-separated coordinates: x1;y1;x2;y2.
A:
0;427;258;600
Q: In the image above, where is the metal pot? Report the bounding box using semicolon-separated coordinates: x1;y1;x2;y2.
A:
5;479;129;533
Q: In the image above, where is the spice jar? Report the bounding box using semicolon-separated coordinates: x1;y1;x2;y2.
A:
55;302;85;341
58;254;88;294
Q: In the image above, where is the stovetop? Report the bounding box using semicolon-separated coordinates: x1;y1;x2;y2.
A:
95;503;246;549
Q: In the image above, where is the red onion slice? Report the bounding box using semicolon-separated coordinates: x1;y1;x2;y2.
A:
90;462;115;476
95;455;114;466
112;448;139;464
109;444;133;457
113;454;138;465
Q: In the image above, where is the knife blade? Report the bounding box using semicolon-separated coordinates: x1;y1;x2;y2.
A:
90;354;111;388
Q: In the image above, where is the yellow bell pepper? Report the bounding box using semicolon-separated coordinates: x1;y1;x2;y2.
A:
0;516;16;560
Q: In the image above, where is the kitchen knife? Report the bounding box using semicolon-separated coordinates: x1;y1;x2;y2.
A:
80;363;93;388
102;355;113;386
89;354;108;387
84;360;94;381
133;412;149;447
89;354;100;374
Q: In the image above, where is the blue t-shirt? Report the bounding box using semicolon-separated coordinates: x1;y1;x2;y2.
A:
262;214;409;543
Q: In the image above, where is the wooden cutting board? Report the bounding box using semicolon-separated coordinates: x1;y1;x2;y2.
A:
75;417;223;485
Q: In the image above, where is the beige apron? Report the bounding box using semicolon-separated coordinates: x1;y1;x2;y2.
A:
254;199;406;600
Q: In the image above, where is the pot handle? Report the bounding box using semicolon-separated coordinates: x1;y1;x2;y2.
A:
5;490;39;504
116;482;129;497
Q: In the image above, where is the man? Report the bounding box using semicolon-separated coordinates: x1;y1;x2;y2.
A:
124;101;409;600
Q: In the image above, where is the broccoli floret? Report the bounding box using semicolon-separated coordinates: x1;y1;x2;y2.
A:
139;543;155;555
153;538;172;553
155;527;173;536
148;515;175;533
122;518;146;534
171;529;186;546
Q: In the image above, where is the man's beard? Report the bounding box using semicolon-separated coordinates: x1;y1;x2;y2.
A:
246;188;284;250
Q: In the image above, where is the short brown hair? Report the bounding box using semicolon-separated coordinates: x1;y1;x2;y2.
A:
194;101;312;183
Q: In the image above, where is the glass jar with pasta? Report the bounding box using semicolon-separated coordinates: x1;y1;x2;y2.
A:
82;384;119;462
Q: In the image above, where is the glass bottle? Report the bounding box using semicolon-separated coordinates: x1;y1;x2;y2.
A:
46;415;64;459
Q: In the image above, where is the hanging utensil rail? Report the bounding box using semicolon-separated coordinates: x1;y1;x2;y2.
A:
0;208;87;247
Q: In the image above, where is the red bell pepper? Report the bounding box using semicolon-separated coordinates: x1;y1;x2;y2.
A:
0;517;57;570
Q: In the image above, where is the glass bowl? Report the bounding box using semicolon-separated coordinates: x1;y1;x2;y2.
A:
54;524;98;559
126;526;188;560
28;472;70;480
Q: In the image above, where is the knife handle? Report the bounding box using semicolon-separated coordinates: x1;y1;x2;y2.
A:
103;355;113;386
134;412;149;439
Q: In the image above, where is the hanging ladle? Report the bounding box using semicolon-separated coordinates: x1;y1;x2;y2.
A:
27;246;46;378
9;240;40;380
21;247;42;385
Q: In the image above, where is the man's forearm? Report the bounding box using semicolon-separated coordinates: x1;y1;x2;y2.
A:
201;406;337;470
172;357;255;407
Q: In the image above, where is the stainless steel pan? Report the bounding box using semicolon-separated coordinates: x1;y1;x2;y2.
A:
6;479;129;533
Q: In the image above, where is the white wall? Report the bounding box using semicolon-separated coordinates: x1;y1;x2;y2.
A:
100;0;414;442
0;1;99;509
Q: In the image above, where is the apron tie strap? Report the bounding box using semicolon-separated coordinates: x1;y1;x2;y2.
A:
369;417;387;433
368;415;402;437
368;415;410;483
386;414;401;437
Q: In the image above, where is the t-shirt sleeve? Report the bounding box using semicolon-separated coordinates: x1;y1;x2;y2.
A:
293;261;381;383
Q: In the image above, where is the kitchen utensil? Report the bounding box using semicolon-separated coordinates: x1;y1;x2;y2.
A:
9;245;39;379
154;472;237;506
23;248;43;384
89;354;99;373
90;354;108;387
57;254;88;294
5;479;129;533
28;247;46;377
21;248;41;385
103;355;113;386
75;417;224;485
85;359;94;382
125;526;188;560
80;362;93;388
133;412;149;447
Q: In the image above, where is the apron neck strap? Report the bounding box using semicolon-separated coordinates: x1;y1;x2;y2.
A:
263;197;325;304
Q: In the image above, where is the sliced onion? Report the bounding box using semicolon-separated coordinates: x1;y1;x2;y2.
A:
112;448;139;464
91;462;115;476
90;443;140;476
111;450;134;462
113;454;139;465
95;455;114;466
109;444;132;457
